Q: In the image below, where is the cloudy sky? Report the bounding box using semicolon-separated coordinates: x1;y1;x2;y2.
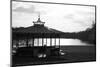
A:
12;0;95;32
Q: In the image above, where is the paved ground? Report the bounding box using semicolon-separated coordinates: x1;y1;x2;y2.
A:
12;46;96;67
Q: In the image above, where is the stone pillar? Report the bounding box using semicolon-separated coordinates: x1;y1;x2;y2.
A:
33;37;34;47
55;38;56;47
59;37;60;49
26;37;28;47
42;38;44;46
50;38;52;46
37;38;39;46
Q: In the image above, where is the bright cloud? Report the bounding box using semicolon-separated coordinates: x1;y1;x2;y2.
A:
12;1;95;32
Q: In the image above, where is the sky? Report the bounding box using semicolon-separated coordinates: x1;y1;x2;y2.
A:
12;0;95;32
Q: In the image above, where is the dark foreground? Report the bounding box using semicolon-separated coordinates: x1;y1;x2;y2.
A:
12;46;96;67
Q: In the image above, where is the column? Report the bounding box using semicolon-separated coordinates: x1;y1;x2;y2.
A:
37;38;39;46
26;37;28;47
50;38;52;46
33;37;34;47
55;38;56;47
42;38;44;46
59;37;60;49
46;38;47;46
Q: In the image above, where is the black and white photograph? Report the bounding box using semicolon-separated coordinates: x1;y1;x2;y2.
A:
11;0;96;67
